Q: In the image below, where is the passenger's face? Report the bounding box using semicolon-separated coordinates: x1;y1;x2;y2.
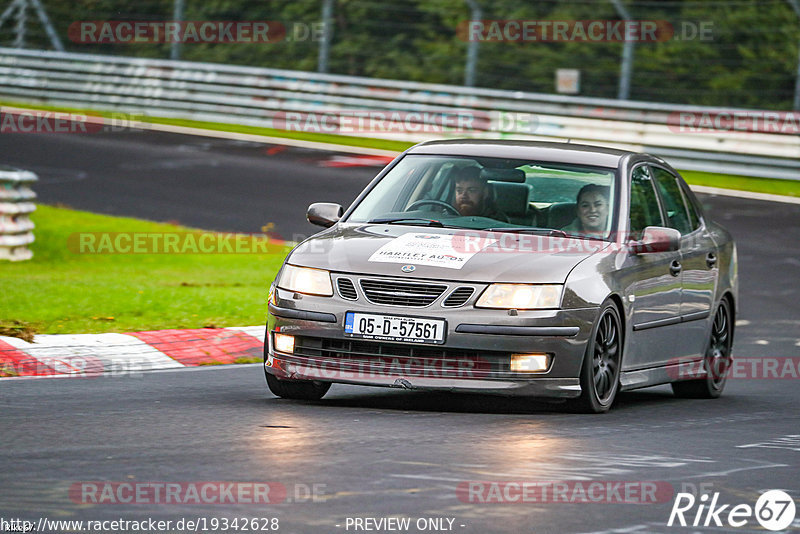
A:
577;191;609;233
455;179;487;216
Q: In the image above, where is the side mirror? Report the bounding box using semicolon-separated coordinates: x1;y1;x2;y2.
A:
629;226;681;254
307;202;343;228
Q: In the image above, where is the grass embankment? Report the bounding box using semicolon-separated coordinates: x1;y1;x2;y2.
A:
0;205;288;336
4;100;798;198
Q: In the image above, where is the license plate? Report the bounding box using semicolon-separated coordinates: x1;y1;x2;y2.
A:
344;312;446;344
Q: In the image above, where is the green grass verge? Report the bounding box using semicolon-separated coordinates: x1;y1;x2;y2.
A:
0;99;414;153
0;205;289;335
679;170;799;198
4;100;799;198
143;116;415;153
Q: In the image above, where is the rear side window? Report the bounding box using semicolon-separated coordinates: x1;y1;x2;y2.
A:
629;165;663;240
679;181;703;231
651;166;692;235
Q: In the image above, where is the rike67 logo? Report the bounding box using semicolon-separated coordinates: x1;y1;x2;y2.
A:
668;489;796;531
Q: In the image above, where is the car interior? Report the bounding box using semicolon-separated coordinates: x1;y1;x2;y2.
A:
426;160;613;232
348;155;615;236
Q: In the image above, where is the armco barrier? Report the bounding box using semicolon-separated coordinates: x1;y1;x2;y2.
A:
0;47;799;179
0;166;36;261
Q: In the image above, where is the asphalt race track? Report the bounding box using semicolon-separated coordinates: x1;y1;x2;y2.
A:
1;128;799;533
1;128;379;239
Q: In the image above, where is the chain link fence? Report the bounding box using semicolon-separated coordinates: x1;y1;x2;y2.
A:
1;0;799;110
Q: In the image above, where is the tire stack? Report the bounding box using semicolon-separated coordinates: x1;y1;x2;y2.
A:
0;166;38;261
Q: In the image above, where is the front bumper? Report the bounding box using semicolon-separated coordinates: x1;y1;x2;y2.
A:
265;287;599;399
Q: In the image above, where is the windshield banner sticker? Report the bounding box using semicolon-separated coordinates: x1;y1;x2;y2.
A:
368;233;496;269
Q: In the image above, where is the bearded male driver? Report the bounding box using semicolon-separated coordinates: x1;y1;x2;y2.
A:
562;184;610;238
452;166;508;221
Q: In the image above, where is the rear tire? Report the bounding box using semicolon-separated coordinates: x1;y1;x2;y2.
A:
570;301;623;414
672;298;732;399
265;372;331;401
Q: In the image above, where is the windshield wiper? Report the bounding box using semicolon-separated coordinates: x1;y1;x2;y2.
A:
482;227;559;235
368;217;445;227
482;227;597;239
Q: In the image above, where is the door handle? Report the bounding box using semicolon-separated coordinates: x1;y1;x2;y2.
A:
670;260;682;276
706;253;717;268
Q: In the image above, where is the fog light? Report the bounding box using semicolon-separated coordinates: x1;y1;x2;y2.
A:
510;353;550;373
274;333;295;354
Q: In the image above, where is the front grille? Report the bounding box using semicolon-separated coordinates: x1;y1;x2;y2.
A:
292;336;510;377
443;286;475;307
337;278;358;300
359;278;447;307
296;336;492;359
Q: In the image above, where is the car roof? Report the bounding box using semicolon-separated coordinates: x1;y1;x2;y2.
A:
406;139;634;168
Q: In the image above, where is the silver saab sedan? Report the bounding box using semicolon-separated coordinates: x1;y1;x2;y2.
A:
264;140;737;413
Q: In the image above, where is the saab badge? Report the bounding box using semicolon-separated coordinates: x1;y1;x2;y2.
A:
401;265;416;273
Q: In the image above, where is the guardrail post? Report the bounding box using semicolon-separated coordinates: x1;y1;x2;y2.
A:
610;0;634;100
787;0;800;110
0;166;37;261
171;0;185;60
794;42;800;111
28;0;63;51
464;0;481;87
13;0;25;48
0;0;64;51
317;0;334;73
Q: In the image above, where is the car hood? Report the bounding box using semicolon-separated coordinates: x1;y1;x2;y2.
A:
287;225;611;283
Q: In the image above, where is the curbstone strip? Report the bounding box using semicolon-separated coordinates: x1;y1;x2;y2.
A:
129;328;263;367
0;326;264;379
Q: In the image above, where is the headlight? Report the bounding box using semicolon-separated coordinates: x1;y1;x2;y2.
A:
277;264;333;296
476;284;562;309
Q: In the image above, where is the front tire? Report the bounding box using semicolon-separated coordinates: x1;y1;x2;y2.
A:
672;298;732;399
265;371;331;401
571;301;623;413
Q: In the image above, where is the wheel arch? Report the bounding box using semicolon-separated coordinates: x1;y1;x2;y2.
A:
720;291;736;345
606;292;626;345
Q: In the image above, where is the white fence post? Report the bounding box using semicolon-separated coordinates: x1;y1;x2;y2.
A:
0;166;37;261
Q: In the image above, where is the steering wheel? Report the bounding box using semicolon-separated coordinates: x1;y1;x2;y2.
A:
405;199;460;216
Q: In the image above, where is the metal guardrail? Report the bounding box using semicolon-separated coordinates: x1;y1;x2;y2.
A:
0;166;36;261
1;47;799;180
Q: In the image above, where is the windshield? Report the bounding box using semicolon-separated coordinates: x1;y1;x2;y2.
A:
346;154;618;239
